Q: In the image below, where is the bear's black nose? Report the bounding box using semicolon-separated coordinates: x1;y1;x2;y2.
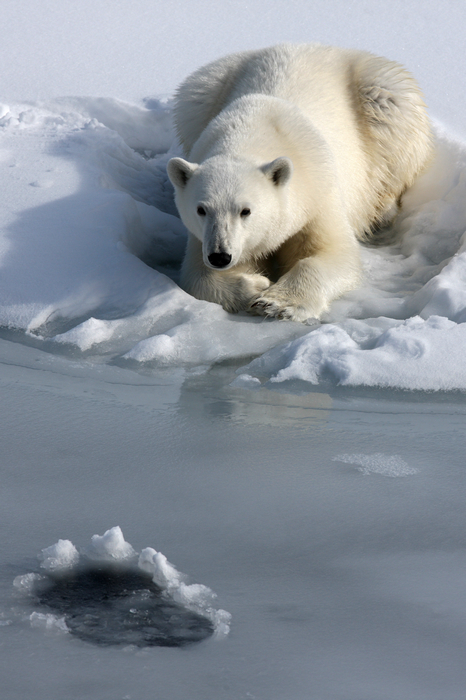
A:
208;252;232;268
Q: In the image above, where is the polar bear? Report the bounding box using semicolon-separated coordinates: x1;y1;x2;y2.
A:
167;44;432;322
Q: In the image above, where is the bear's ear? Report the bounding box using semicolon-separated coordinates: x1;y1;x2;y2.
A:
167;158;198;188
261;157;293;187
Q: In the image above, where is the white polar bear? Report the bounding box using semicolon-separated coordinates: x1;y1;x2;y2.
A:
167;44;432;322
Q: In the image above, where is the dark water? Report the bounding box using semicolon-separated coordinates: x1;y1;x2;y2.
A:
34;565;213;647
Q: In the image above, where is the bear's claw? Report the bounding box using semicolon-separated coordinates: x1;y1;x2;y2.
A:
248;296;320;323
249;298;297;321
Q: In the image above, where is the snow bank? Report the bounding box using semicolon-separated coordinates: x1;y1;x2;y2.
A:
241;130;466;391
1;94;466;390
242;315;466;391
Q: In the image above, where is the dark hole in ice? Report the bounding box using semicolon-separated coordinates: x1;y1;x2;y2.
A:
35;566;214;647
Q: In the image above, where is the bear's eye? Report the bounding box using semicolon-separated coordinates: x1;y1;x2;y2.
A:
197;206;206;216
240;208;251;217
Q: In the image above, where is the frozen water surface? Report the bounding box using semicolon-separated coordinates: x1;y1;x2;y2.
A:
1;339;466;699
2;0;466;697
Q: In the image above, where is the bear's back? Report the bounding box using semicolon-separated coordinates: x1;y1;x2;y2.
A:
173;43;432;236
174;44;358;155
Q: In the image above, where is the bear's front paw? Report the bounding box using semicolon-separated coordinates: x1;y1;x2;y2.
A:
216;273;271;314
248;294;318;323
239;273;271;299
229;273;270;310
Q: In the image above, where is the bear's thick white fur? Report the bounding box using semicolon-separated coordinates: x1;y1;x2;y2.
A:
167;44;433;322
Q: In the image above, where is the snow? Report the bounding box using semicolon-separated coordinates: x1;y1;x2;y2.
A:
1;102;466;388
87;526;137;561
29;611;69;634
39;539;80;571
2;0;466;698
333;453;420;478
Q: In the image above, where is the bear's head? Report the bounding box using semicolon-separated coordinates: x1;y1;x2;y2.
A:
167;155;293;269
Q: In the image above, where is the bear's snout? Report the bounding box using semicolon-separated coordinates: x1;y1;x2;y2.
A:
207;252;232;268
